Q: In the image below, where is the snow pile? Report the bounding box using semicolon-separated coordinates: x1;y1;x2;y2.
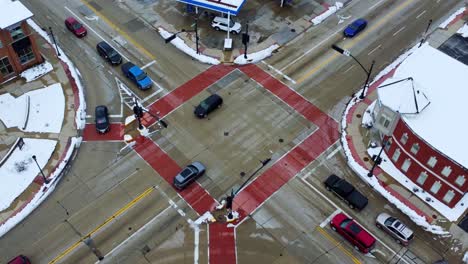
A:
194;211;215;225
340;43;449;235
0;93;28;128
24;83;65;133
0;138;57;211
361;101;375;128
463;251;468;263
0;137;80;237
158;27;220;65
439;7;465;29
20;61;53;82
27;19;87;129
234;44;279;65
311;2;344;26
457;23;468;37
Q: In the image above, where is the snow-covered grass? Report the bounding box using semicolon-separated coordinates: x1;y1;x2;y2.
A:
439;7;466;29
311;2;343;26
341;43;449;235
158;27;220;65
20;61;53;82
0;83;65;133
0;137;80;237
234;44;279;65
27;19;87;129
0;138;57;211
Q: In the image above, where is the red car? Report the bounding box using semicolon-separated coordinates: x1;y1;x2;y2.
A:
65;17;87;37
330;213;376;253
8;255;31;264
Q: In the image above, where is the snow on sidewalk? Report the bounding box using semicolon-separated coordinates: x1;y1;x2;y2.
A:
0;138;57;211
311;2;344;26
234;44;279;65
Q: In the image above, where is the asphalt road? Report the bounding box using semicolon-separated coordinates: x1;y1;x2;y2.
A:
0;0;464;263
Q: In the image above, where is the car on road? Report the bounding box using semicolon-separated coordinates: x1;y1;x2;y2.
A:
211;16;242;34
194;94;223;118
121;62;152;90
96;41;122;65
8;255;31;264
324;174;368;210
376;213;414;246
95;105;110;134
65;17;87;38
344;18;367;38
173;161;205;190
330;212;376;253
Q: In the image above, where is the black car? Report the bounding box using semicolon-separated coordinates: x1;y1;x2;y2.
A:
173;161;206;190
324;174;368;210
194;94;223;118
95;105;110;133
96;41;122;65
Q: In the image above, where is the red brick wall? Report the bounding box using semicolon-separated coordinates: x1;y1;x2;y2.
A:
385;118;466;208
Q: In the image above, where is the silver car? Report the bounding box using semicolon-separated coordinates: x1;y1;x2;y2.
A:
173;161;205;190
376;213;414;246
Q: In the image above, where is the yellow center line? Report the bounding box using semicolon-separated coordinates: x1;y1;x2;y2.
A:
316;226;362;264
81;0;155;61
296;0;417;84
49;186;156;264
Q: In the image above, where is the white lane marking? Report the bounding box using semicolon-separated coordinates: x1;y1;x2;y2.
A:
320;209;342;228
109;114;123;118
343;65;355;73
141;60;156;70
369;0;385;11
326;145;342;159
392;26;406;36
367;44;381;56
141;84;164;104
261;61;297;84
64;6;130;62
416;10;426;19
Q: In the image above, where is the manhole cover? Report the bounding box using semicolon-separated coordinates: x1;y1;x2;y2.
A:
363;157;369;161
356;114;362;118
290;28;296;32
240;172;245;177
224;131;229;136
279;138;284;143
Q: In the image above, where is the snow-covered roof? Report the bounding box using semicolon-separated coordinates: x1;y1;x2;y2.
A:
378;43;468;169
0;0;33;29
175;0;246;15
378;78;430;114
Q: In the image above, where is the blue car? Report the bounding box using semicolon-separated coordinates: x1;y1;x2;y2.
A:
121;62;152;90
344;18;367;38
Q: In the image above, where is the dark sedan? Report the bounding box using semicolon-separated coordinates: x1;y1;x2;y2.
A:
95;105;110;134
194;94;223;118
173;161;205;190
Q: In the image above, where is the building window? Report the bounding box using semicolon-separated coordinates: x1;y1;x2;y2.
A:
401;159;411;172
9;25;25;41
392;148;401;162
17;46;35;64
430;181;442;194
410;143;420;155
455;175;466;187
416;171;428;185
385;138;392;151
0;57;14;75
379;115;391;128
400;133;408;145
427;157;437;168
441;166;452;178
0;40;3;48
443;190;455;204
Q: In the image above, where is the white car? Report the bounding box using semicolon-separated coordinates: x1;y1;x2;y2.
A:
376;213;414;246
211;16;241;34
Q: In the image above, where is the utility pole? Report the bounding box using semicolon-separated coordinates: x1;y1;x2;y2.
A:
242;22;250;59
195;18;199;54
48;27;60;57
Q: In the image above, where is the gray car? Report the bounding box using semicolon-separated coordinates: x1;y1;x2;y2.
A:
376;213;414;246
173;161;205;190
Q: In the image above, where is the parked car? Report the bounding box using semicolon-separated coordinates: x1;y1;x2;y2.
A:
173;161;205;190
344;18;367;38
96;41;122;65
65;17;87;38
324;174;368;210
376;213;414;246
95;105;110;134
8;255;31;264
330;213;376;253
121;62;152;90
211;16;241;34
194;94;223;118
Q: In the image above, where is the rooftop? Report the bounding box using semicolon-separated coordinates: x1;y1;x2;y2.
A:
175;0;246;15
0;0;33;29
377;43;468;169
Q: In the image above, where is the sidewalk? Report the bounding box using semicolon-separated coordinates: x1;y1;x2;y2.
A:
0;27;82;237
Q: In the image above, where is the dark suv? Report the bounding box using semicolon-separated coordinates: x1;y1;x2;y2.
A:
96;41;122;65
194;94;223;118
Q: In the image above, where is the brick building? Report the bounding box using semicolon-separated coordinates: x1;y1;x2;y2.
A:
0;0;43;84
372;44;467;211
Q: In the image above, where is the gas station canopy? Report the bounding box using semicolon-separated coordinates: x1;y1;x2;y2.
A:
175;0;246;15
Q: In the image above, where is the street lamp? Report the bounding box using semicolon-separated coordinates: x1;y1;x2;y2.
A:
32;155;50;184
165;18;199;54
367;138;389;177
332;44;374;99
242;22;250;59
48;27;61;57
